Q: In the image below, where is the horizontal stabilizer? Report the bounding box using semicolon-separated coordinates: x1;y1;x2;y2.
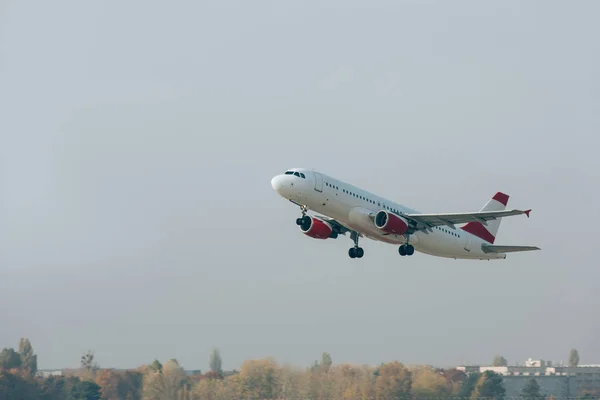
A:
481;244;541;254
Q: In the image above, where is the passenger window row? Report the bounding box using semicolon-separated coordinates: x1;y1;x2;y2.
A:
339;187;397;211
435;226;460;237
324;181;404;217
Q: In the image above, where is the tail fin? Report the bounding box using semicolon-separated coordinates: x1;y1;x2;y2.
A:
461;192;508;244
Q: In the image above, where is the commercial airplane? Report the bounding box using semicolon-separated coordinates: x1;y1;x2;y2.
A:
271;168;540;260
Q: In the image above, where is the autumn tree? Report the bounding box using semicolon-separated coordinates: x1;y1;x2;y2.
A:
142;358;187;400
95;369;122;400
438;368;467;394
0;348;21;370
374;361;412;400
163;359;187;399
277;365;304;400
142;367;165;400
239;358;280;399
327;364;362;400
209;348;223;376
411;366;451;399
492;355;508;367
570;348;580;368
193;373;244;400
18;338;37;376
521;377;543;400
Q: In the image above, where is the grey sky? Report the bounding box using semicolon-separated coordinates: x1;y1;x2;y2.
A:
1;0;599;371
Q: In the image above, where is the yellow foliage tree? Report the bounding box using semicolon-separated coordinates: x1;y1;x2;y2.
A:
375;361;412;400
239;358;281;399
411;366;451;399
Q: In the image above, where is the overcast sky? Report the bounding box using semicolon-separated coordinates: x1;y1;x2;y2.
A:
1;0;599;371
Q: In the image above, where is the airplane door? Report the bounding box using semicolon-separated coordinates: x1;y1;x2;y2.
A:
464;234;471;252
313;171;323;192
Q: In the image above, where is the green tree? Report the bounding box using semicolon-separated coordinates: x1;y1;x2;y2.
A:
209;348;223;375
492;355;508;367
521;377;542;400
458;372;481;398
148;359;162;373
18;338;37;376
471;370;505;400
0;370;42;399
570;349;580;368
310;352;333;374
69;379;102;400
321;352;333;373
0;348;21;370
578;392;599;400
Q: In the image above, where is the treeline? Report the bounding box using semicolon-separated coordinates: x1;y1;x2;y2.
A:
0;338;587;400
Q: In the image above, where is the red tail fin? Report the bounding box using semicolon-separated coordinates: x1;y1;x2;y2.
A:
460;192;509;244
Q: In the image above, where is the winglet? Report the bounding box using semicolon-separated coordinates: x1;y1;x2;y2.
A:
524;209;531;218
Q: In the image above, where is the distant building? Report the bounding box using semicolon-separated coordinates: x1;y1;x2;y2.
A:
457;358;600;398
525;358;548;368
36;370;63;378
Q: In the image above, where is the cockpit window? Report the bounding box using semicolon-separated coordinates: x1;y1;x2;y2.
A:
284;170;305;178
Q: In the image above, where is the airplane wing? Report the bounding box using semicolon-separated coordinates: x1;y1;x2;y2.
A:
314;215;353;235
404;209;531;231
481;244;541;253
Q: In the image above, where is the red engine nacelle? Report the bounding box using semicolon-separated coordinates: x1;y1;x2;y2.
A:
374;210;409;235
299;216;335;239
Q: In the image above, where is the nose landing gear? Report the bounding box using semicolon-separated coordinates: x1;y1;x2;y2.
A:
296;205;310;226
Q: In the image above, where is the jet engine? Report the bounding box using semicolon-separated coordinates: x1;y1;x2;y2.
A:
299;216;337;239
374;210;409;235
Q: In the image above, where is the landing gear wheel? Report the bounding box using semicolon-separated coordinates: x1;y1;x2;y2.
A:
399;244;414;256
349;247;364;258
296;218;303;225
348;231;364;259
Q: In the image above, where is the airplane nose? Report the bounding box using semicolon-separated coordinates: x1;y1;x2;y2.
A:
271;175;285;194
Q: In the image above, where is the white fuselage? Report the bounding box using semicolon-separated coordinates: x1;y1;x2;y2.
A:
271;168;507;260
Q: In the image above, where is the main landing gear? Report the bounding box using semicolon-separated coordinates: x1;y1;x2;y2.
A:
349;231;364;259
398;244;414;256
